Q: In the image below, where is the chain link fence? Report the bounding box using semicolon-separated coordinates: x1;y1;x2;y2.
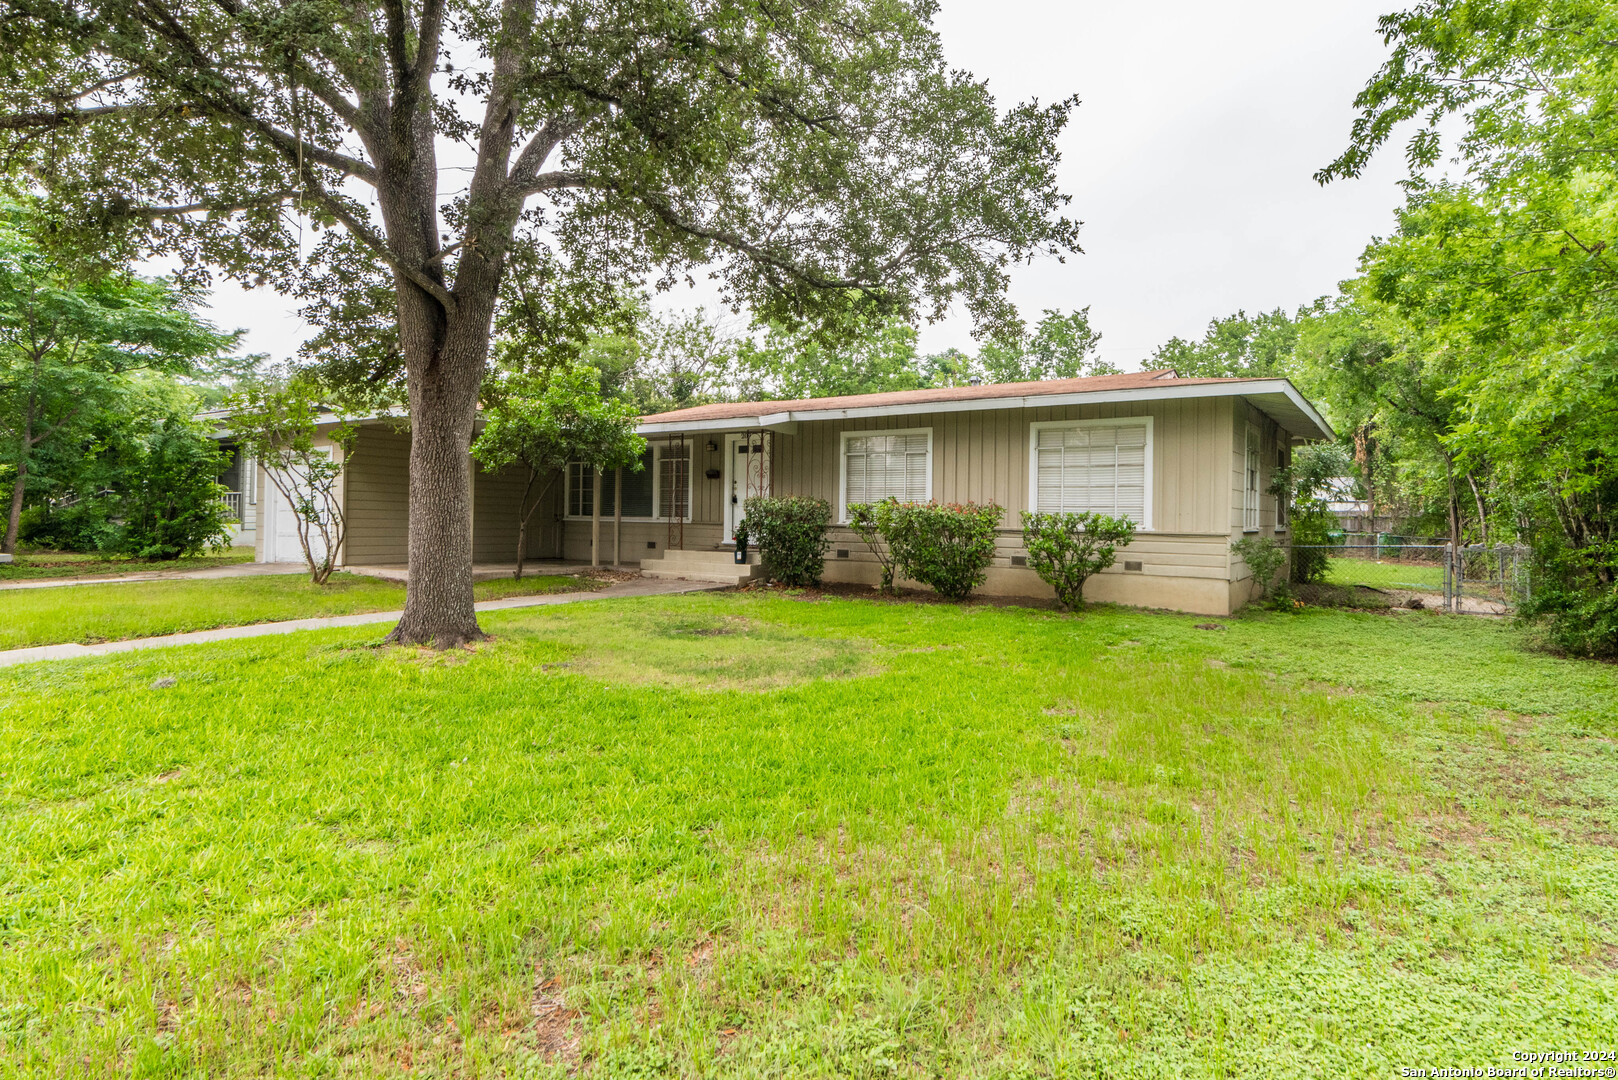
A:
1292;536;1532;614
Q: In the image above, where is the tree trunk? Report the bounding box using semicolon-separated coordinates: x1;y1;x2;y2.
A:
515;468;535;581
385;312;489;647
2;457;25;556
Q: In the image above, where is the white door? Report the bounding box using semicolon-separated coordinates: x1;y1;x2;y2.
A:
262;456;330;565
723;433;772;543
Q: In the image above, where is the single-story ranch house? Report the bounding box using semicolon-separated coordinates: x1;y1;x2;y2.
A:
214;370;1332;616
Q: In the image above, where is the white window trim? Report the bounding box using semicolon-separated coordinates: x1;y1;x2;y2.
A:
1243;423;1261;533
838;426;933;522
564;443;691;522
1026;416;1155;532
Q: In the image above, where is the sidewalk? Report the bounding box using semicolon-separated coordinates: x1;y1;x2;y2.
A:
0;561;309;591
0;577;727;668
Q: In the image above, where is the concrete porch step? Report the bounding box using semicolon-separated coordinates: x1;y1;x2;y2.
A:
640;548;763;585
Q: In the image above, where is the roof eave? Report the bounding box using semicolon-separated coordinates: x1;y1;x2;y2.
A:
638;379;1335;441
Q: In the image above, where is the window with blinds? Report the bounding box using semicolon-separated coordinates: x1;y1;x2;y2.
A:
843;431;931;514
1031;421;1150;524
1243;425;1261;532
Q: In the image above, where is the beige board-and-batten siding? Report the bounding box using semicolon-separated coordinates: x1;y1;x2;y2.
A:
595;396;1276;616
1225;400;1293;611
343;423;565;568
778;397;1243;614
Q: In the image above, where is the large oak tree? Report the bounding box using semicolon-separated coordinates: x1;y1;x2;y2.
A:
1;0;1080;645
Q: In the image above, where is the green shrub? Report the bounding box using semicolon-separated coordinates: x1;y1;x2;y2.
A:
19;499;122;552
1519;542;1618;659
119;420;233;561
738;495;832;586
1020;511;1137;611
1232;535;1290;607
847;498;900;593
885;501;1003;601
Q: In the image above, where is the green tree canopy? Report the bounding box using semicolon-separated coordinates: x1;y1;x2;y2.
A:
1149;308;1299;379
0;200;236;555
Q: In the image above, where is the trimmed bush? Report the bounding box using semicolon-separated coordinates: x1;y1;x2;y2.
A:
1020;511;1137;611
738;495;832;586
886;501;1003;601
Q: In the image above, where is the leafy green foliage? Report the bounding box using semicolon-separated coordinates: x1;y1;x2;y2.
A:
738;496;832;587
117;420;232;560
471;361;644;578
884;501;1004;600
1274;442;1353;584
1019;511;1137;611
1519;540;1618;660
846;498;901;594
974;308;1117;383
735;316;929;400
1232;535;1290;607
224;376;355;584
0;198;235;555
1151;308;1299;378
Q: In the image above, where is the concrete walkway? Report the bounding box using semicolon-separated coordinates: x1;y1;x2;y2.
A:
0;561;309;591
0;577;727;668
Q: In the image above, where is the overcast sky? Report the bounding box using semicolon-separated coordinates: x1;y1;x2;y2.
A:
193;0;1412;373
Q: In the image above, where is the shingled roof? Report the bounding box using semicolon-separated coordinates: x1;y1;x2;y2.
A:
638;369;1334;441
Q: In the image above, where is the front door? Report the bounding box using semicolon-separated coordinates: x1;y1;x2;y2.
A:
723;433;772;543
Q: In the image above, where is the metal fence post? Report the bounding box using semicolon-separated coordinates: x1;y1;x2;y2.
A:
1449;544;1462;612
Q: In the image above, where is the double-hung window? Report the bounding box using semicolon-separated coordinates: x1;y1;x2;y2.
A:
1029;418;1152;527
1243;425;1261;532
841;429;931;518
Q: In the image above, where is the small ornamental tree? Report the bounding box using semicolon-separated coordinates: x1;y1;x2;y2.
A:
738;496;832;587
886;501;1003;601
847;498;901;594
120;419;234;560
225;377;356;584
1020;511;1137;612
471;363;644;579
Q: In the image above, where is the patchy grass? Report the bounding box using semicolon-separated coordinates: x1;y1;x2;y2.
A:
0;595;1615;1077
0;572;599;649
0;546;256;582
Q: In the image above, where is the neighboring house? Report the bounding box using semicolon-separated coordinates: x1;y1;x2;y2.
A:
217;370;1333;615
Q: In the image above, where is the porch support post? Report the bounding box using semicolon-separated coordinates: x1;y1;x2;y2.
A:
591;468;602;568
613;466;622;567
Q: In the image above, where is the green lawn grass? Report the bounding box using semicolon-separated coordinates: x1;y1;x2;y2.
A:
1;593;1614;1077
1324;555;1445;592
0;572;597;650
0;546;257;582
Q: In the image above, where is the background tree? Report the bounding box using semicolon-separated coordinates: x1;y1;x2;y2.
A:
0;200;234;556
735;315;927;400
1;0;1082;647
976;308;1116;383
1149;308;1299;378
225;377;356;585
118;418;234;560
470;361;644;579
